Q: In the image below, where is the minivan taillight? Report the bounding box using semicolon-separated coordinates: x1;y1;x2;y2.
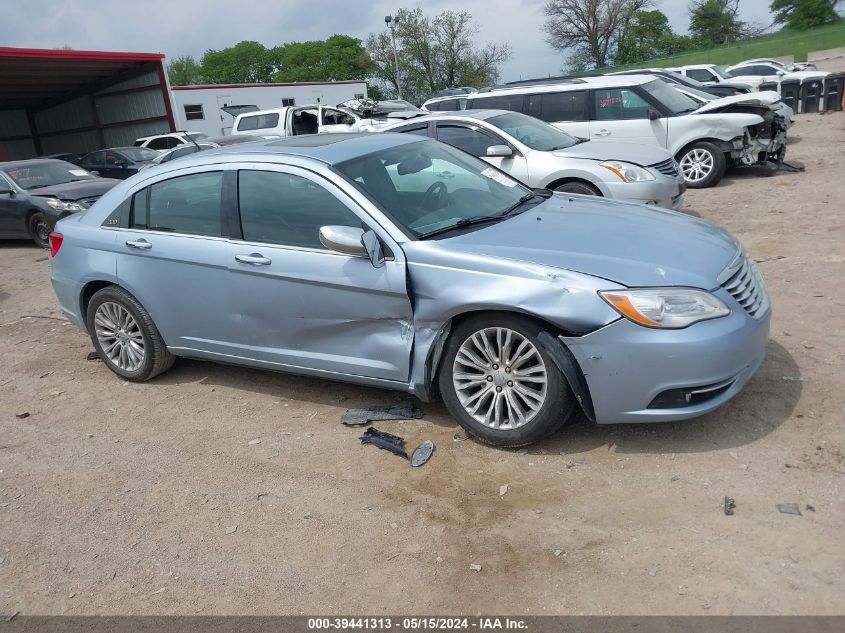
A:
49;232;63;257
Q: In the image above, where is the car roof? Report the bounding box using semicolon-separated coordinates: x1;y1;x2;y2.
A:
198;132;425;166
479;74;654;96
389;109;515;124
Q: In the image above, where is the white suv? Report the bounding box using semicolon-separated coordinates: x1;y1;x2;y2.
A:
463;75;788;188
134;132;208;153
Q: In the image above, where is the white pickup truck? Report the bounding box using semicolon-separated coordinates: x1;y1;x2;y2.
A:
231;100;425;138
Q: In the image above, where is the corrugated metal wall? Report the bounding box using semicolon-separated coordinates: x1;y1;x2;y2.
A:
0;109;34;160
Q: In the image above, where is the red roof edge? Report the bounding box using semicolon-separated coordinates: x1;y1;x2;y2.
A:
172;80;366;90
0;46;165;62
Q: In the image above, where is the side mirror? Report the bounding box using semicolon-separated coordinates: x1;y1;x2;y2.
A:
648;108;662;121
486;144;513;158
776;70;786;77
319;225;367;257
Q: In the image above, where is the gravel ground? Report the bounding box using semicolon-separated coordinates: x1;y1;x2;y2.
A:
1;112;844;616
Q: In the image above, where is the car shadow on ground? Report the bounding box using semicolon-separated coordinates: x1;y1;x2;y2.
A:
154;338;799;456
718;161;806;187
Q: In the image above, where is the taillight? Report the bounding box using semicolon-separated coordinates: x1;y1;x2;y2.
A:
49;232;63;257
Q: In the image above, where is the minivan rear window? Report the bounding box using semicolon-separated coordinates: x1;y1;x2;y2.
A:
237;113;280;131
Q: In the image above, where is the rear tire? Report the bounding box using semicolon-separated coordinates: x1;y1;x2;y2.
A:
28;212;51;248
677;142;726;188
86;286;174;382
438;314;575;447
553;181;601;196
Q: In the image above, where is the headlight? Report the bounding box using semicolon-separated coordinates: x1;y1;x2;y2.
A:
599;161;655;183
599;288;729;328
46;199;86;212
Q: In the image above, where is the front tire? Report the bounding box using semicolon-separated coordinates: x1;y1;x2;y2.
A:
554;181;601;196
86;286;174;382
438;314;575;447
677;142;726;188
28;212;51;248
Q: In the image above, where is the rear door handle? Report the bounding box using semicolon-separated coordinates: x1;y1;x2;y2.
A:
125;239;152;250
235;253;272;266
593;129;611;137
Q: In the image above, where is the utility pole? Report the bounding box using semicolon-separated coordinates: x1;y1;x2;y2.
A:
384;14;403;100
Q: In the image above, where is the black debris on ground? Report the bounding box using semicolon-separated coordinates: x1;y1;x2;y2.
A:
359;427;408;459
724;496;736;516
86;351;101;361
341;399;423;426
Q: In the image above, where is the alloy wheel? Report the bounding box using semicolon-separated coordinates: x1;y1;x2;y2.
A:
94;301;146;371
679;148;714;183
452;327;548;430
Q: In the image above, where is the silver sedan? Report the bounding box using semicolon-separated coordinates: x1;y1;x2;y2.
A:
381;110;686;209
50;133;768;447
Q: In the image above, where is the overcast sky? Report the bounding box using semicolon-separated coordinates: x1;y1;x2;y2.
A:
1;0;777;82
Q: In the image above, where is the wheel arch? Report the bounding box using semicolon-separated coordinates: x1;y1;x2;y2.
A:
79;280;117;330
415;308;595;420
674;137;734;160
544;176;606;196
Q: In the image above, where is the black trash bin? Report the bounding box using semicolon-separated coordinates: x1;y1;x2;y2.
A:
759;80;779;92
823;72;845;112
779;79;800;110
799;78;823;113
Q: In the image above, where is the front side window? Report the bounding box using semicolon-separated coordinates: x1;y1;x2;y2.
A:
135;171;224;236
435;124;502;157
120;147;160;162
335;139;531;238
237;113;280;131
487;112;578;151
639;79;698;115
238;170;362;249
184;104;204;121
687;68;716;82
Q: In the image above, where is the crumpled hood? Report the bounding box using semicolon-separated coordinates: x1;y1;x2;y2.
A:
553;140;673;166
30;178;120;201
693;90;782;113
421;195;739;288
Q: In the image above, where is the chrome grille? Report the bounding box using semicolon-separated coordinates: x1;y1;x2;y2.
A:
719;252;769;319
79;196;101;208
648;158;680;178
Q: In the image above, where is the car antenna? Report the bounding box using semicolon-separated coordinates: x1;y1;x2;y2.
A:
176;129;202;150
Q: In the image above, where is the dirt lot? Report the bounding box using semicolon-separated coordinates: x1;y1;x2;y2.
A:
1;112;844;616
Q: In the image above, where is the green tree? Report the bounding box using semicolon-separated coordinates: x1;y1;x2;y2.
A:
200;41;275;84
167;55;202;86
614;9;696;64
770;0;842;29
271;35;373;82
365;8;511;101
688;0;760;46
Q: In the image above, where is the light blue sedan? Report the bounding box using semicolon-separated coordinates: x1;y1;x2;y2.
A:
49;133;770;447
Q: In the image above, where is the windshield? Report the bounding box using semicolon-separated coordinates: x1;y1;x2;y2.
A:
2;160;95;190
187;133;208;141
487;112;578;151
641;79;699;114
121;147;160;162
335;139;532;238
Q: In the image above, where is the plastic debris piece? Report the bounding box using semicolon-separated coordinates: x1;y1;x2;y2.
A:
225;525;238;534
553;549;563;557
777;503;802;516
342;399;423;426
248;438;261;445
499;484;509;497
536;447;550;455
469;563;482;572
359;426;408;459
453;432;469;442
806;504;816;512
724;496;736;516
15;412;29;419
410;440;435;467
86;351;100;361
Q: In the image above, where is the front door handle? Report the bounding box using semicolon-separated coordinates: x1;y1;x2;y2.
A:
593;129;611;137
125;239;152;250
235;253;272;266
436;170;455;179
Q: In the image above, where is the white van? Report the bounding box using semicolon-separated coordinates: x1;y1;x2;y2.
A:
231;105;362;137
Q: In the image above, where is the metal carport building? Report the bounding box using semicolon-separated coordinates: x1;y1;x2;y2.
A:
0;47;175;161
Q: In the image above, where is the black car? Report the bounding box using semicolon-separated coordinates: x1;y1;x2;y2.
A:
44;153;84;166
611;69;752;97
0;159;119;247
80;147;159;179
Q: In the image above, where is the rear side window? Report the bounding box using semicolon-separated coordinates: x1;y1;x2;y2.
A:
147;137;179;150
237;113;280;131
527;91;587;122
393;124;430;137
435;125;502;157
593;89;651;120
132;172;224;236
238;170;362;249
468;93;526;113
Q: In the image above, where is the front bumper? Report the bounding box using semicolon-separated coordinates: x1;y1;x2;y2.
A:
604;176;686;210
560;295;770;423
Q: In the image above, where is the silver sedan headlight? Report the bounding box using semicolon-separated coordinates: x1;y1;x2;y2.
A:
599;161;655;183
46;199;87;212
599;288;729;328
